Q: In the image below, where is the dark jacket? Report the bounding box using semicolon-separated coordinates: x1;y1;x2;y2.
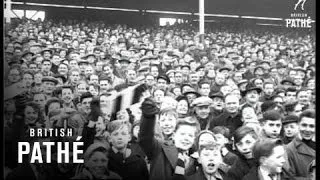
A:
186;166;226;180
108;149;149;180
139;114;196;180
71;168;122;180
242;166;293;180
208;111;243;136
225;153;258;180
285;136;315;180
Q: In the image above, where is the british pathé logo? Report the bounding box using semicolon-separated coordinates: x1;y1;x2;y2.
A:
294;0;307;11
285;0;312;28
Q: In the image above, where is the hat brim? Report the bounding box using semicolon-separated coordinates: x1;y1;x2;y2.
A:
183;92;201;97
242;87;262;96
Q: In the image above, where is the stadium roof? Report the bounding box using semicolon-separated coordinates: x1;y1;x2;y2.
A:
12;0;315;20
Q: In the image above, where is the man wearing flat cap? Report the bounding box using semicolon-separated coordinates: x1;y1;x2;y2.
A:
42;76;59;98
191;96;214;130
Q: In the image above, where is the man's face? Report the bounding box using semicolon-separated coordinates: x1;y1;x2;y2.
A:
245;90;260;104
285;91;296;103
154;90;164;103
23;74;33;87
212;97;224;111
103;66;113;77
42;81;55;94
61;88;73;104
77;84;87;94
200;84;210;96
159;113;177;136
264;84;274;96
29;64;38;72
199;148;223;175
195;105;210;119
126;70;136;82
283;122;299;138
70;71;80;84
262;120;282;139
33;94;46;109
42;61;52;72
150;66;159;77
8;69;21;83
157;79;167;90
58;64;68;75
215;74;225;85
85;66;94;77
289;70;297;79
297;91;310;106
254;79;263;89
293;75;303;86
175;73;183;84
52;55;60;65
225;95;239;114
299;116;315;140
173;125;197;151
145;75;155;86
99;80;111;92
233;72;243;83
89;75;99;85
109;125;131;150
81;97;92;114
190;73;200;85
261;145;286;174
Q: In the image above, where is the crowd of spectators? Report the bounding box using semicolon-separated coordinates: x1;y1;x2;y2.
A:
4;17;315;180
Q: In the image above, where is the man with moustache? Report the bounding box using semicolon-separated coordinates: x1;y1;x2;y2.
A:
286;109;315;179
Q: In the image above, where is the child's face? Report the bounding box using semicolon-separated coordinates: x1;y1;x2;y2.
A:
283;122;299;138
159;113;177;136
86;151;108;178
95;117;106;133
176;100;188;115
198;148;223;175
242;107;258;122
198;133;215;147
235;134;257;159
173;125;197;151
109;126;131;150
262;120;282;139
214;133;228;147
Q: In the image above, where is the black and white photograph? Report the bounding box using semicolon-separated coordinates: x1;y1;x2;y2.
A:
3;0;316;179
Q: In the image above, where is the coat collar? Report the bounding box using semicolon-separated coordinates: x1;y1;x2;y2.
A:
293;137;315;157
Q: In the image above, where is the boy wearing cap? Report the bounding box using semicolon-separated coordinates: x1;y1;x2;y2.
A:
281;115;299;144
107;120;149;180
260;110;282;139
139;98;198;180
186;143;227;180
